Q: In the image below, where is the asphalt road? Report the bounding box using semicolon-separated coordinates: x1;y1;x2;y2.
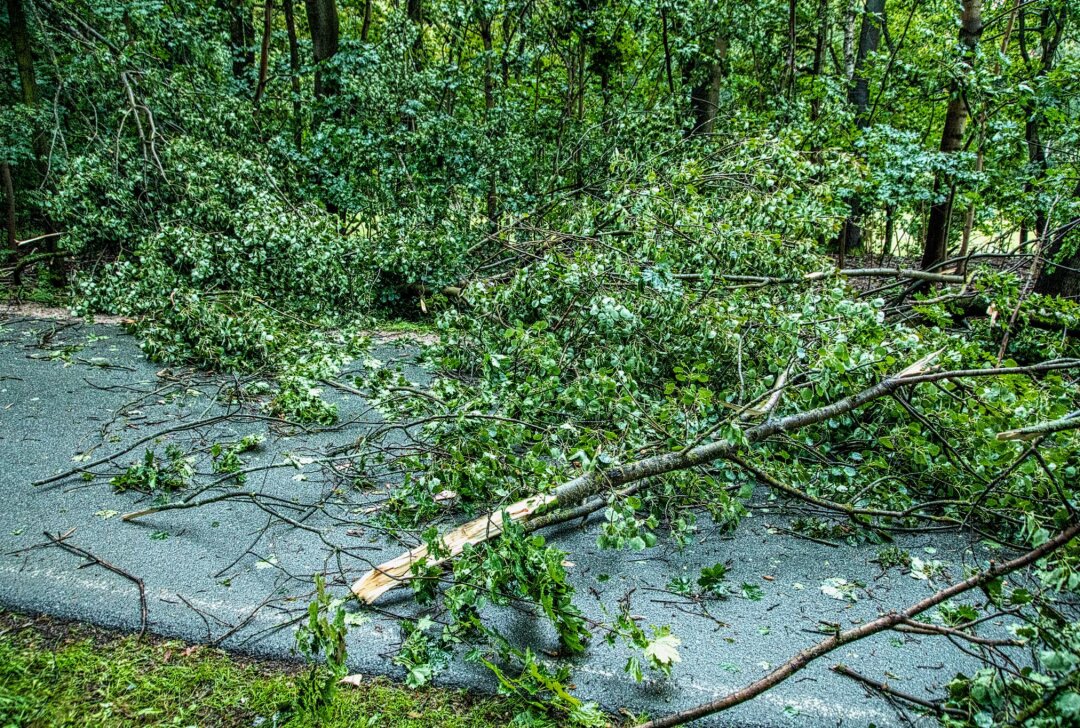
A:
0;315;1021;726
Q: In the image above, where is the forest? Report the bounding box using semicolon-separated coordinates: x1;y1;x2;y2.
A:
2;0;1080;724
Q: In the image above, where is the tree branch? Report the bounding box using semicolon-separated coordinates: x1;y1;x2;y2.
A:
636;518;1080;727
998;410;1080;441
352;355;1078;604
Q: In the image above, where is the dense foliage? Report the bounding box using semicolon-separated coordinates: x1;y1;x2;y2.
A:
4;0;1080;724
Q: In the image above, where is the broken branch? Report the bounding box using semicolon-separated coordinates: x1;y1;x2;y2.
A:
672;267;966;285
831;663;962;717
43;530;149;639
635;517;1080;727
355;355;1079;603
32;414;231;487
997;409;1080;441
351;493;558;602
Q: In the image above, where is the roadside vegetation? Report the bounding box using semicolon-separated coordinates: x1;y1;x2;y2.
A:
0;611;518;728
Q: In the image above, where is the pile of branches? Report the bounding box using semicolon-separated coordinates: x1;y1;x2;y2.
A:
324;176;1080;725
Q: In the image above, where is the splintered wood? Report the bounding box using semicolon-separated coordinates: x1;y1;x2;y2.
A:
351;492;558;603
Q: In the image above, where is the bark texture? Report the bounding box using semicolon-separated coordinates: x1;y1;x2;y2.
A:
835;0;885;264
305;0;340;99
921;0;983;271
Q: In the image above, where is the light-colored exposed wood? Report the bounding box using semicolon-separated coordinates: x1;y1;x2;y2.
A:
351;492;557;604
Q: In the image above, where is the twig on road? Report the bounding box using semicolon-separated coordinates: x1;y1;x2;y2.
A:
831;664;963;717
41;530;149;639
634;518;1080;727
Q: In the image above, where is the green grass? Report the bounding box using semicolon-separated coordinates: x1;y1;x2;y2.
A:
0;612;513;727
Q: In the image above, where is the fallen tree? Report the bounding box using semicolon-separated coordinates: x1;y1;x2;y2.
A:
352;354;1080;603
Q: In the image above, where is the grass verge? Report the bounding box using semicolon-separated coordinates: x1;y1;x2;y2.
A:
0;611;513;727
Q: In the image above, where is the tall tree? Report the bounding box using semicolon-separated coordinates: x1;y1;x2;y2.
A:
1017;2;1067;251
305;0;339;99
920;0;983;271
1033;181;1080;299
282;0;303;149
689;31;728;136
834;0;885;264
7;0;61;282
225;0;256;80
253;0;274;107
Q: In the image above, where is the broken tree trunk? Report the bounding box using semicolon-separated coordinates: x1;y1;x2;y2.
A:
352;355;1079;604
351;493;557;602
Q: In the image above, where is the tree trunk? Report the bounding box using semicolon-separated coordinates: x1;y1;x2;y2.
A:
361;0;372;42
8;0;37;105
1034;180;1080;298
689;33;727;136
849;0;883;127
842;0;857;79
1017;5;1066;255
809;0;829;123
660;6;675;96
1034;239;1080;299
6;0;35;283
958;0;1020;264
282;0;303;150
253;0;273;107
835;0;885;265
479;14;497;227
226;0;256;80
880;203;895;263
407;0;424;67
957;146;983;270
786;0;797;100
2;162;18;287
920;0;982;271
1023;106;1048;242
7;0;62;283
305;0;339;100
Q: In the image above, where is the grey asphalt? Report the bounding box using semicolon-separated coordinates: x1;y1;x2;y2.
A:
0;315;1024;726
